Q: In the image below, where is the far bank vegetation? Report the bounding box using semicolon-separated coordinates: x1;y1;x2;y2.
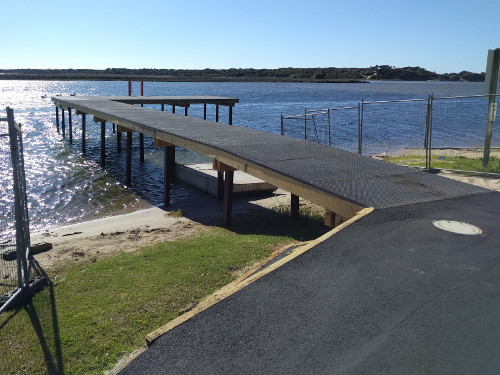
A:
0;66;485;82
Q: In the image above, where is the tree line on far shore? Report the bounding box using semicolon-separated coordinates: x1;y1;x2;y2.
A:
0;66;485;82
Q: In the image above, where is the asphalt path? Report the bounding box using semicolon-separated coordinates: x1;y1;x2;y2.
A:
120;191;500;374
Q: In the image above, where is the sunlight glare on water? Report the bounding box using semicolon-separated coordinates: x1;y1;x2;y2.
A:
0;79;485;233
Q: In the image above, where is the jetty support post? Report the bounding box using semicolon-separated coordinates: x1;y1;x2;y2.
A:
291;194;299;218
155;139;176;207
204;103;207;120
138;86;144;162
61;108;66;138
55;106;60;133
140;133;144;162
126;133;132;186
117;125;134;186
229;105;233;125
93;116;107;168
100;121;106;168
68;108;73;144
76;110;86;153
213;159;236;227
117;129;122;151
324;209;346;228
215;106;224;197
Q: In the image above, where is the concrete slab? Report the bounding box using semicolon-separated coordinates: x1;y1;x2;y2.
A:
175;163;276;196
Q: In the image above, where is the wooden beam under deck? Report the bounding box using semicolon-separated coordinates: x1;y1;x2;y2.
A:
51;95;368;225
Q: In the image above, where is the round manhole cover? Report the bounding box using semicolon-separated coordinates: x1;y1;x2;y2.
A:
432;220;482;235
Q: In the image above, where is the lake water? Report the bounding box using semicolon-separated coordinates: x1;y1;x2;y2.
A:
0;80;487;232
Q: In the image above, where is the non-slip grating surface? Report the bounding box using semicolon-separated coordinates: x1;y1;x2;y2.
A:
53;96;490;209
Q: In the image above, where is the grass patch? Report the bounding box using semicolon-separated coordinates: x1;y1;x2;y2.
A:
0;227;294;375
230;203;328;241
386;155;500;174
167;208;183;218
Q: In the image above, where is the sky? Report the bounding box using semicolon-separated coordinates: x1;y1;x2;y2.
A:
1;0;498;73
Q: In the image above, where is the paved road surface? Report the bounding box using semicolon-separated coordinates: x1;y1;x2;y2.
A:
120;191;500;374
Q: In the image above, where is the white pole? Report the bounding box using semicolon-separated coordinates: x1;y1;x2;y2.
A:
483;48;500;167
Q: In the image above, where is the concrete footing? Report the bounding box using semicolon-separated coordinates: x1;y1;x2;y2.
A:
175;163;276;196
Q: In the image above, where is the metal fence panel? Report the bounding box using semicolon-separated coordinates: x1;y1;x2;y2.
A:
0;114;18;304
0;107;33;313
361;99;428;158
282;95;499;176
430;96;499;167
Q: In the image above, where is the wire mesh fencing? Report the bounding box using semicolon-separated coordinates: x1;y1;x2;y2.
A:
429;95;499;172
281;94;499;176
0;110;19;307
0;107;38;314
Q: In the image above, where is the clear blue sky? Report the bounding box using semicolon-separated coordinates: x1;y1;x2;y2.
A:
1;0;498;73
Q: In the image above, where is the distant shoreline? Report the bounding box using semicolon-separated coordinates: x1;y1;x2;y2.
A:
0;74;366;83
0;66;485;83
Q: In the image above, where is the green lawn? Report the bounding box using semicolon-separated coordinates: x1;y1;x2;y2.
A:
0;226;299;374
1;205;328;375
386;155;500;174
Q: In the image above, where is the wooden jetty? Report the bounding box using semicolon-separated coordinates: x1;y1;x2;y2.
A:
51;95;487;227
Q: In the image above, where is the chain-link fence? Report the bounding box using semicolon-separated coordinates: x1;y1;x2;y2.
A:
0;108;40;313
281;94;500;176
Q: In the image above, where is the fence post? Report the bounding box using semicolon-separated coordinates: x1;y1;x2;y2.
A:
427;94;434;169
7;108;30;289
328;108;331;147
483;49;500;167
424;94;431;169
304;108;307;140
358;101;363;155
280;114;284;135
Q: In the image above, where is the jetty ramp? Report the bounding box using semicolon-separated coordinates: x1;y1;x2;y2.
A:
51;95;488;225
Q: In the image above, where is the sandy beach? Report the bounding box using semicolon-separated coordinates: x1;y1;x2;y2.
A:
30;189;296;270
30;173;499;271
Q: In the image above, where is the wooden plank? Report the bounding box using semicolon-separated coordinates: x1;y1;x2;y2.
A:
93;116;106;123
117;125;133;133
212;159;237;172
154;139;175;147
324;209;347;228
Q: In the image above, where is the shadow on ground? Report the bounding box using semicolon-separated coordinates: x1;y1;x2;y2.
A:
0;259;64;375
167;190;330;241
